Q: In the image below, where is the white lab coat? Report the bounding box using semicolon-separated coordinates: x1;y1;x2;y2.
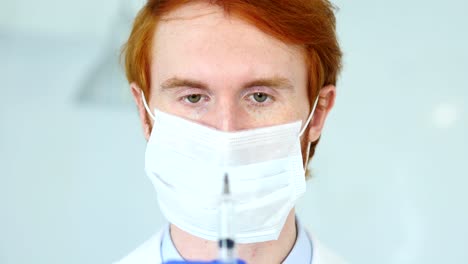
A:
114;226;347;264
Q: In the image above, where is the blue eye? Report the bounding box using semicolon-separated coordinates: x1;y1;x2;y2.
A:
252;92;268;103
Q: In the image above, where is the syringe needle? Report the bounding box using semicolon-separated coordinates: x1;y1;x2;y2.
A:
223;173;230;195
218;173;236;264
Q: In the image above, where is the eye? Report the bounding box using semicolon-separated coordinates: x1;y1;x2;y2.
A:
252;92;269;103
185;94;202;103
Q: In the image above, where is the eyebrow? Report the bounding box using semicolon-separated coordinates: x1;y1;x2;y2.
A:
160;76;294;91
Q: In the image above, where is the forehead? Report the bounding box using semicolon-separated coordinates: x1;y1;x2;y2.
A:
151;2;307;85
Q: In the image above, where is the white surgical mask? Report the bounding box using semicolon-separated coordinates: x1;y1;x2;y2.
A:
141;92;318;244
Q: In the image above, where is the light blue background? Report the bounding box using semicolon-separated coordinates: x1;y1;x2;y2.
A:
0;0;467;263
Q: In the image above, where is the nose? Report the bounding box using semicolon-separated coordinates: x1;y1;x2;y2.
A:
209;100;243;132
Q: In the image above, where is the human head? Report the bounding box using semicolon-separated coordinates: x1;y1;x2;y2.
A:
121;0;342;177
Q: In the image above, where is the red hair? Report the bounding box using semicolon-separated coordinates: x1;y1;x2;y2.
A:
121;0;342;173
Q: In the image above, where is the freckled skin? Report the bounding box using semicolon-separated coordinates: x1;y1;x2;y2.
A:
149;5;310;131
130;2;336;264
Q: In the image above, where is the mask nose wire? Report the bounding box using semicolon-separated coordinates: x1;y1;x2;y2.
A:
298;95;320;137
141;91;156;120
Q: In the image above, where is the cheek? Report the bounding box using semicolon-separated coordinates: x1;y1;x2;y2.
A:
150;92;181;115
244;104;305;129
278;94;310;124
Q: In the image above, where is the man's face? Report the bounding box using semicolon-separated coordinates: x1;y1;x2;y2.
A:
146;2;311;132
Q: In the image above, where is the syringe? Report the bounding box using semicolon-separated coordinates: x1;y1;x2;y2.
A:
163;174;246;264
218;173;236;264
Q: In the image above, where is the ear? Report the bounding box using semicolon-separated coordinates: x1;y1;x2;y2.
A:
130;83;153;141
306;85;336;143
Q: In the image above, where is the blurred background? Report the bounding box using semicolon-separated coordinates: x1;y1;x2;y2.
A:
0;0;467;263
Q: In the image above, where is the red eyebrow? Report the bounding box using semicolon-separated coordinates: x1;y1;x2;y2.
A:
160;76;293;90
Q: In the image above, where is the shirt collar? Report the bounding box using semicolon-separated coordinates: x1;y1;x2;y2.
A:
160;217;313;263
283;216;313;264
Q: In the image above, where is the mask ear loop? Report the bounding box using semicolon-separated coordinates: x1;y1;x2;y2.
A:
299;95;320;169
141;91;156;120
304;141;312;172
298;95;320;137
